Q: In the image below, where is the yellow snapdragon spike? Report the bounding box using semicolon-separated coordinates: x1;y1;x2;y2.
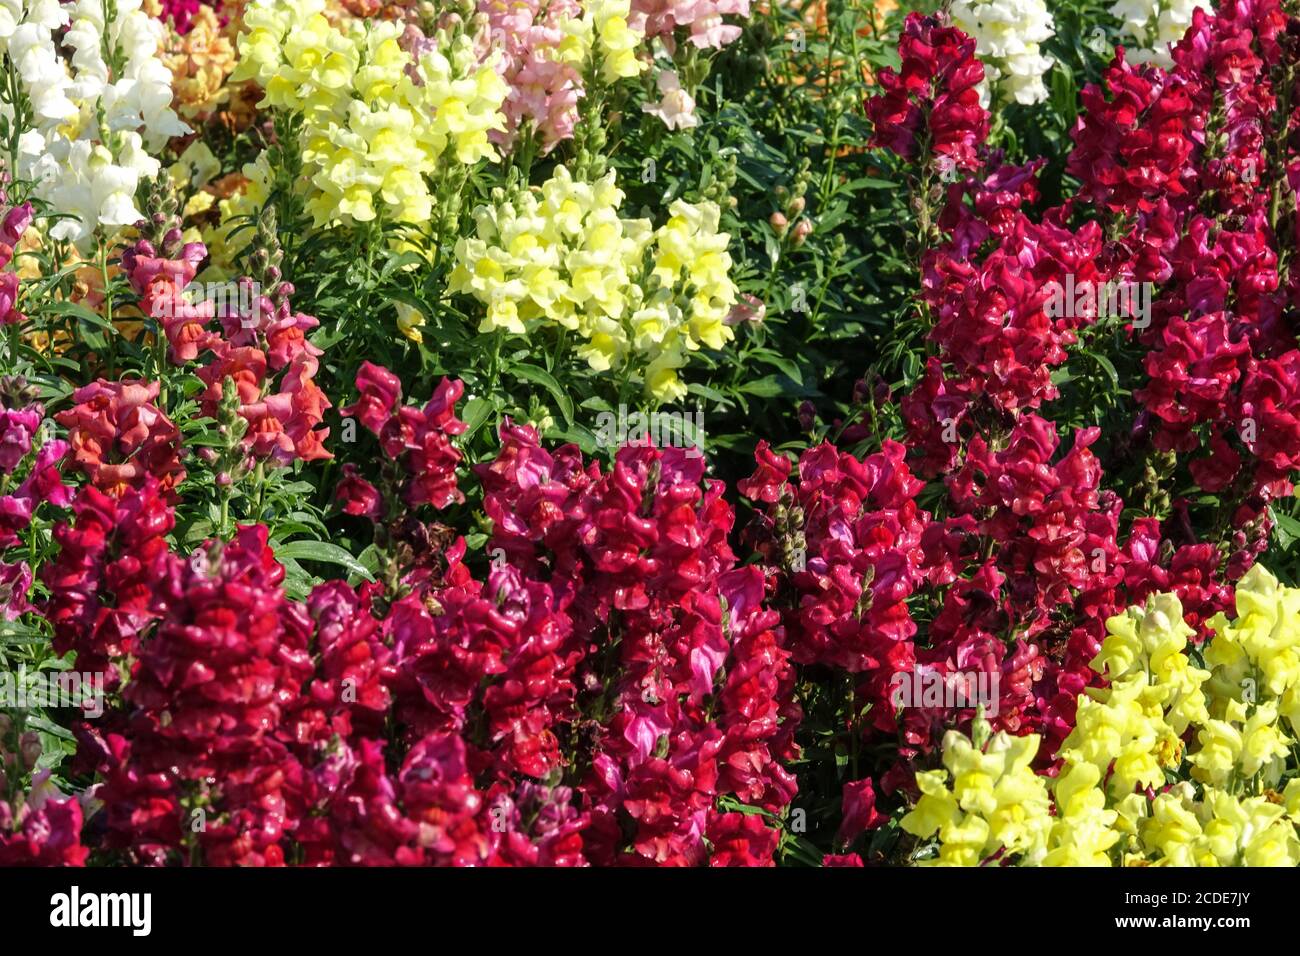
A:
911;570;1300;865
451;164;736;396
234;3;507;231
901;729;1054;865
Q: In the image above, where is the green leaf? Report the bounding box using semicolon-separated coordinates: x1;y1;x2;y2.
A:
273;540;374;581
25;715;74;741
0;620;46;644
549;422;599;455
753;349;804;385
738;374;815;399
686;382;729;404
509;362;575;426
39;300;117;331
459;395;496;441
1273;510;1300;549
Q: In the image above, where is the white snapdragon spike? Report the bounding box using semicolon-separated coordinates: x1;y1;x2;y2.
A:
0;0;67;38
1110;0;1201;68
43;137;161;245
65;0;188;149
950;0;1056;106
0;0;18;36
0;0;188;250
6;22;77;125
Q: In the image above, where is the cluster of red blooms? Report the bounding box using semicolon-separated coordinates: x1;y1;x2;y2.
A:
336;361;466;518
121;224;330;467
43;478;175;688
1072;2;1299;507
864;15;987;172
36;366;798;865
471;421;798;864
722;0;1296;862
56;380;186;497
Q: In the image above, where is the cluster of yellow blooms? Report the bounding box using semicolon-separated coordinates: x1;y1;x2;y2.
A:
903;565;1300;866
230;0;508;226
450;166;737;401
587;0;643;84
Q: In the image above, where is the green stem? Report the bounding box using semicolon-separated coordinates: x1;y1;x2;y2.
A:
100;241;115;378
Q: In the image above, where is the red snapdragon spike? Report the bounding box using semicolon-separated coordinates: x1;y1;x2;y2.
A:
341;364;467;511
78;525;314;865
865;13;989;169
124;238;333;468
43;479;175;687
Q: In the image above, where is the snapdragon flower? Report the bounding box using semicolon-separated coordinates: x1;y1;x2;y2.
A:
233;0;508;227
477;0;645;154
1109;0;1201;68
906;570;1300;866
161;3;237;120
450;165;737;401
949;0;1056;105
901;728;1054;865
629;0;751;49
1;0;188;250
642;69;698;130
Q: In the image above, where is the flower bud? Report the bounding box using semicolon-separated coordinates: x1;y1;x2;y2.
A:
19;731;40;771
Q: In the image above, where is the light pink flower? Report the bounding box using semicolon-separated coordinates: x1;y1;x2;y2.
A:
642;69;699;130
